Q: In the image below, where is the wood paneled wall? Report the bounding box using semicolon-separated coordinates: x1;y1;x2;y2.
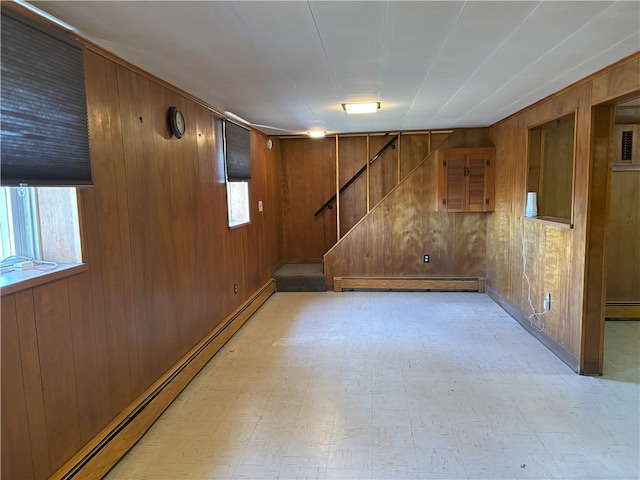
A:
280;137;337;261
1;48;283;479
607;169;640;302
324;129;493;282
281;132;441;261
487;53;640;373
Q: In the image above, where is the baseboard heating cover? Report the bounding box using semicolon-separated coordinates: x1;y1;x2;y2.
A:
50;279;276;480
333;277;486;292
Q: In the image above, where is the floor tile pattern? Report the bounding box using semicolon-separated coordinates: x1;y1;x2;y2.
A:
106;292;640;479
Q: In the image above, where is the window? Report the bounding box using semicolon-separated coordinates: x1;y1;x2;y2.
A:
0;7;88;274
527;113;576;223
224;119;251;227
0;186;82;269
1;6;92;186
226;182;251;227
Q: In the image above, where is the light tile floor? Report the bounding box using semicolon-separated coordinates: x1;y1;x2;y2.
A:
106;292;640;480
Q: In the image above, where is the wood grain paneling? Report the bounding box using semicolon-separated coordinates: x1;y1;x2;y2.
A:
369;134;399;207
607;170;640;301
282;132;437;263
281;137;337;260
324;129;492;284
14;290;51;478
487;53;640;374
32;279;83;470
338;136;368;235
1;294;35;480
400;133;431;180
1;46;283;479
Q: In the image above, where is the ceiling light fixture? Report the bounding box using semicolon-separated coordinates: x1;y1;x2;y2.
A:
309;131;325;138
342;102;380;114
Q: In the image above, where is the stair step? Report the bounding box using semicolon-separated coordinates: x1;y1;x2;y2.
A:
272;263;326;292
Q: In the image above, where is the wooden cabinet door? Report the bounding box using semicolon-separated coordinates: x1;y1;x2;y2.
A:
436;147;495;212
444;154;466;212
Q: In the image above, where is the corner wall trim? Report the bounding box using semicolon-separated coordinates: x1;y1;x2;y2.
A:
51;279;276;480
334;277;486;293
486;286;579;373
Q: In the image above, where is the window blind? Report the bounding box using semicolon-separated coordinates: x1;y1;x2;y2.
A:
1;7;93;186
224;120;251;181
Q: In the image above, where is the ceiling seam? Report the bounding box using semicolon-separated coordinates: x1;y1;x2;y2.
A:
463;1;622;121
400;1;466;130
226;2;320;133
431;1;543;124
376;1;389;103
493;30;640;122
307;0;342;101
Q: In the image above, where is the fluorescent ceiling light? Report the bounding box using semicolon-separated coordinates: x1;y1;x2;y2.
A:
342;102;380;114
309;131;325;138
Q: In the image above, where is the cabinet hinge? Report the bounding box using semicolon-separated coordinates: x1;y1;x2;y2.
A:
443;160;447;167
486;159;490;166
442;198;447;206
485;198;490;205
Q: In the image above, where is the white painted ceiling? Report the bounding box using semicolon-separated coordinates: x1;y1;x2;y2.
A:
28;1;640;136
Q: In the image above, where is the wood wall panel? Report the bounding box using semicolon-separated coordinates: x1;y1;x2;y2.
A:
1;47;283;479
282;132;433;263
338;136;368;235
32;279;83;470
281;137;337;260
1;294;35;480
400;133;431;179
324;129;492;283
607;170;640;301
487;53;640;373
67;273;104;445
369;134;399;207
14;290;51;478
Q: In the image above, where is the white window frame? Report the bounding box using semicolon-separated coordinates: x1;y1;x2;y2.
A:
0;186;82;267
226;180;251;228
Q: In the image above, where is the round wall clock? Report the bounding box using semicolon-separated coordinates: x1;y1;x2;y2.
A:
168;106;185;139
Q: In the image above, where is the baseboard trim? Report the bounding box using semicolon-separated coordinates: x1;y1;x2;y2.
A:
487;287;579;373
51;279;276;480
334;277;486;293
605;302;640;319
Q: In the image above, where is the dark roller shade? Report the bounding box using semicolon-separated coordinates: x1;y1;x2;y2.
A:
224;119;251;181
1;7;92;186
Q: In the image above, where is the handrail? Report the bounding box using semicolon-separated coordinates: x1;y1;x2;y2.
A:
314;133;398;216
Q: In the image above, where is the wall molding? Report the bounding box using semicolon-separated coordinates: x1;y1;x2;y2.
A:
605;302;640;319
50;280;276;480
487;287;579;374
334;277;486;292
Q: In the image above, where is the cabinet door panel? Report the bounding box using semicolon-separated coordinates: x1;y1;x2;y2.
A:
467;155;487;211
445;154;466;212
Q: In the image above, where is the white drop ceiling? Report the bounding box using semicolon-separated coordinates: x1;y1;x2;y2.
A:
28;1;640;136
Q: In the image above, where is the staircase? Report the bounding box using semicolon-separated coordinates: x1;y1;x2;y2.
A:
272;263;326;292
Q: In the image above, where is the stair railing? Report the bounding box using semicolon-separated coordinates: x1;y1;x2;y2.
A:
314;133;398;217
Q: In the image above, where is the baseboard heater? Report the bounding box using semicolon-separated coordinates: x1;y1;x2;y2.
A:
605;302;640;319
51;279;276;480
333;277;486;292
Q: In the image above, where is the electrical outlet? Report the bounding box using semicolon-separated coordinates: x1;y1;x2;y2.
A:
543;292;551;311
423;254;430;263
234;283;238;295
258;200;263;212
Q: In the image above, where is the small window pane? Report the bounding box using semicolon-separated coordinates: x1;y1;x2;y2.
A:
227;181;250;227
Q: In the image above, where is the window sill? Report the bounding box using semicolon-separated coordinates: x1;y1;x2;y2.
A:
523;216;573;229
228;220;251;230
1;263;88;296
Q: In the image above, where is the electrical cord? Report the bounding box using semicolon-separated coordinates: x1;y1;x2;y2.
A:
519;216;547;332
0;255;58;272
